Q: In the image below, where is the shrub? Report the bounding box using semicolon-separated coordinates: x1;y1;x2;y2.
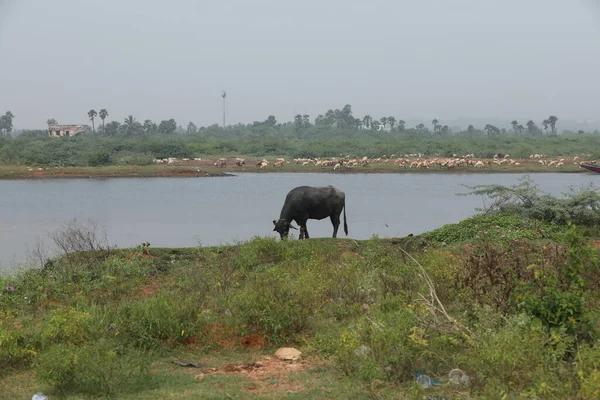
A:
35;338;152;396
459;175;600;228
421;213;564;246
232;265;326;341
118;292;202;350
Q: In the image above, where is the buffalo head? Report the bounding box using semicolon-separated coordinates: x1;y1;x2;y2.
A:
273;219;298;239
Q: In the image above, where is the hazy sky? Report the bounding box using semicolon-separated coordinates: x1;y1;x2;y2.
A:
1;0;599;129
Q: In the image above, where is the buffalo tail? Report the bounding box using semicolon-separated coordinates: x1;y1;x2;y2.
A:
343;203;348;236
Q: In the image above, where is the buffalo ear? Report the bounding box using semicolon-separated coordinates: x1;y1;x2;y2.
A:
273;220;277;226
289;224;298;230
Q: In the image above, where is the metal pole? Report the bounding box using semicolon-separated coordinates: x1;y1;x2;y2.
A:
221;90;226;128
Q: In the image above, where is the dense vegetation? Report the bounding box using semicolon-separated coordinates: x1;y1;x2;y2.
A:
2;182;600;398
3;128;600;168
2;106;600;167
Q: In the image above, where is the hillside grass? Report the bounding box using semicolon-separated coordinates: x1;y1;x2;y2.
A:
2;214;600;399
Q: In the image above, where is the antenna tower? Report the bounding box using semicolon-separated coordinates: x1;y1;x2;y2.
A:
221;90;227;128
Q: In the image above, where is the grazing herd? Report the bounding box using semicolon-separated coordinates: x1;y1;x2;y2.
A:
154;153;595;171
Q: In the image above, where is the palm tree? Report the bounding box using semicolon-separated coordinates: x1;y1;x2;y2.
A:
517;124;524;134
548;115;558;134
99;109;108;133
542;119;549;135
416;123;425;134
432;119;439;134
88;109;98;133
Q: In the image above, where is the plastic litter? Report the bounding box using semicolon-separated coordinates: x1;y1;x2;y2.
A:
32;393;48;400
416;374;433;389
448;368;470;386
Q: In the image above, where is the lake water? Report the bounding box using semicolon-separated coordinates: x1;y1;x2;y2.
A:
1;172;599;269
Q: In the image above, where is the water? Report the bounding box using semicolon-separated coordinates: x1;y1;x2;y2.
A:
1;172;598;269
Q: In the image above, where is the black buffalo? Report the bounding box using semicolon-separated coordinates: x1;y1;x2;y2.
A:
272;185;348;239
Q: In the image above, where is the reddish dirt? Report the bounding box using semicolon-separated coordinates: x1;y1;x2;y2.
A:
139;279;160;297
592;240;600;249
204;324;237;349
203;324;269;350
240;334;269;349
205;355;310;394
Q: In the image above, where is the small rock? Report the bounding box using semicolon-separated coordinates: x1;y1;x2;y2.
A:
355;345;371;357
275;347;302;361
194;372;205;380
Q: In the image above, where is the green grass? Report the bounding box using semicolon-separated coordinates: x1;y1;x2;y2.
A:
1;220;600;399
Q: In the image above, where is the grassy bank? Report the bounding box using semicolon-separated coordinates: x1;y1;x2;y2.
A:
2;211;600;399
0;160;589;180
0;165;231;179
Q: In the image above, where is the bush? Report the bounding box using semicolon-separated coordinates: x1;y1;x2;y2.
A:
421;213;564;246
35;338;153;396
118;292;202;350
460;175;600;228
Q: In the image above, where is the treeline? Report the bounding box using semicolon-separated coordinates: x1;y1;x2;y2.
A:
0;105;597;166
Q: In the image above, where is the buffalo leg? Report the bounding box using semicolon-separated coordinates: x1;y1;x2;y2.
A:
303;224;310;239
299;226;306;239
330;215;340;238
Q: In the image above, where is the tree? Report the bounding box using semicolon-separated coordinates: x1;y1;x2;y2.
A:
542;119;549;135
265;115;277;126
88;109;98;134
397;120;405;132
123;115;143;136
294;114;303;132
441;125;450;135
186;122;197;135
432;119;439;134
517;124;525;135
302;114;310;128
511;120;518;134
484;124;500;137
362;115;372;130
526;120;537;135
379;117;388;130
548;115;558;134
416;123;426;134
0;111;14;136
104;121;120;137
467;124;476;134
158;119;177;134
99;109;108;133
387;116;396;129
143;120;157;135
47;118;57;129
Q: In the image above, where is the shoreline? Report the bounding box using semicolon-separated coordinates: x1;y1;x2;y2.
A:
0;161;591;180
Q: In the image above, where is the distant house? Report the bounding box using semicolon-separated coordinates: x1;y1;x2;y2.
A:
48;124;89;138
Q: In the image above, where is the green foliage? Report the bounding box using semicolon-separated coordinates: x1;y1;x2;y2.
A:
2;227;600;397
515;223;598;338
41;306;92;347
118;292;204;350
421;213;564;245
460;175;600;227
4;123;600;166
35;339;152;396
